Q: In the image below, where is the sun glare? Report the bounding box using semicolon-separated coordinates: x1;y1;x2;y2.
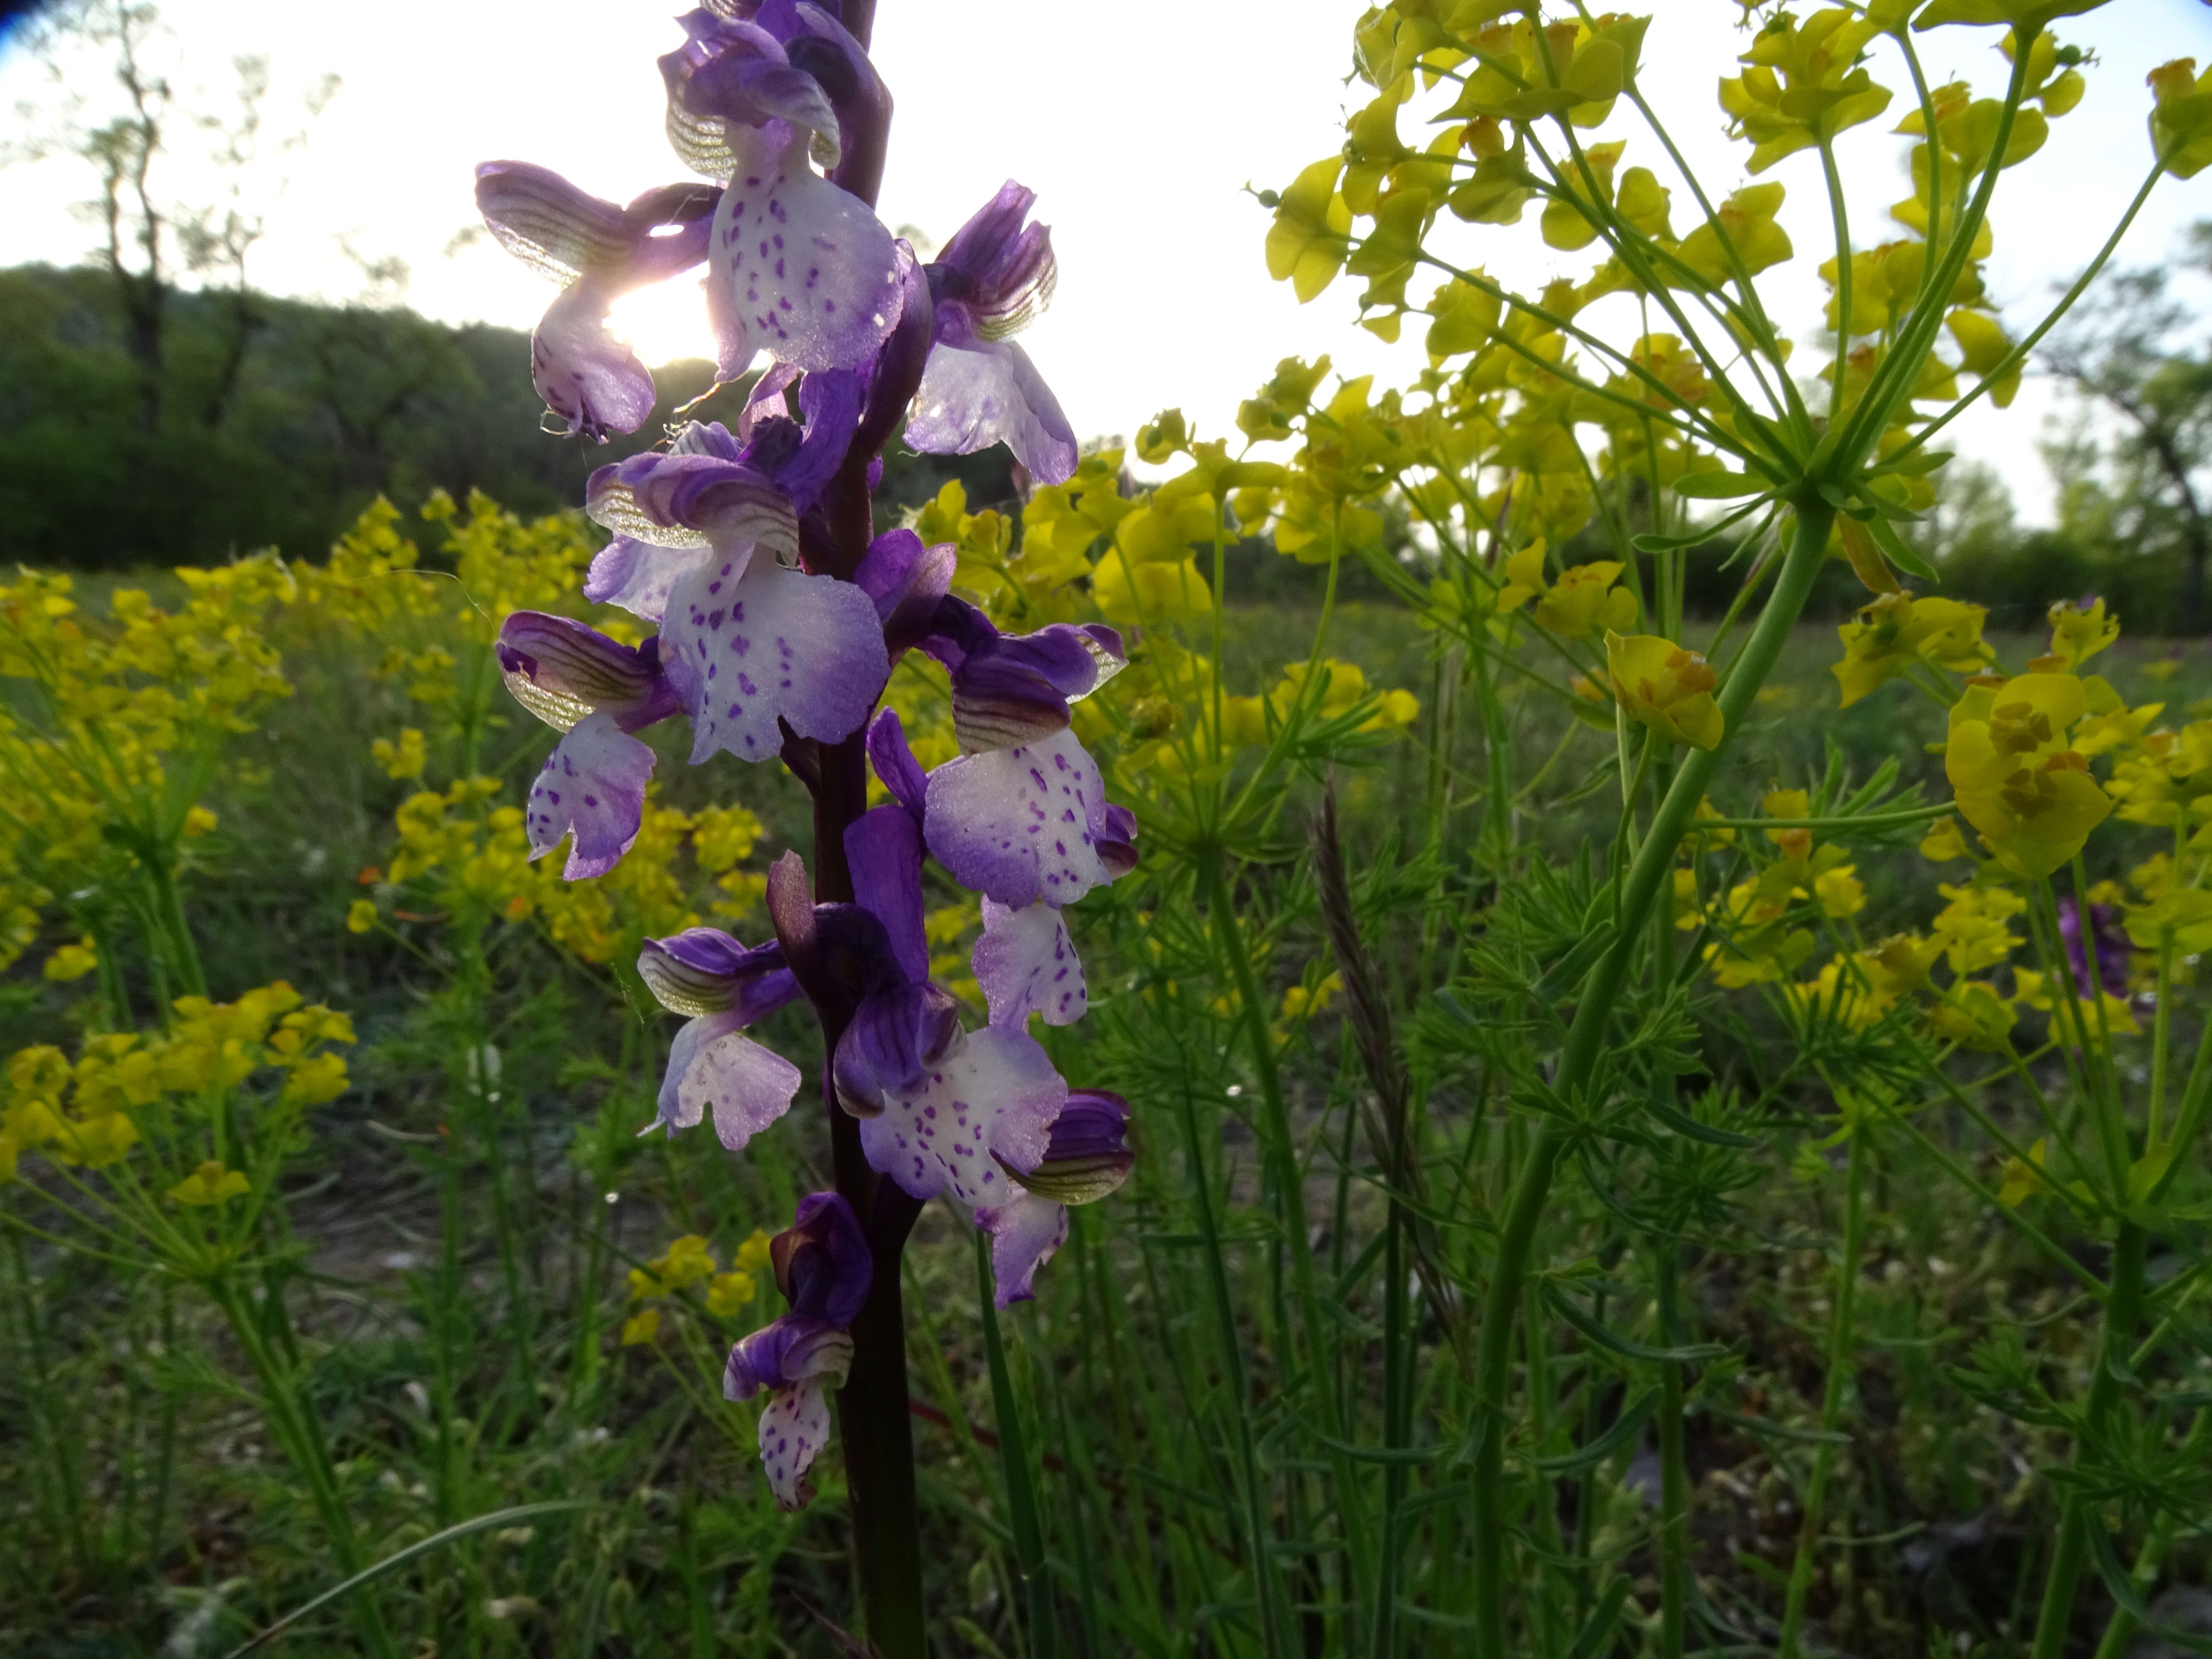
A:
607;277;719;370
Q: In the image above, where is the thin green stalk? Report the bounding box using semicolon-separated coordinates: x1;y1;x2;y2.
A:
208;1275;397;1659
1467;495;1837;1659
1170;1061;1292;1657
977;1234;1054;1659
1779;1118;1866;1656
1374;1107;1409;1659
1653;1250;1690;1659
1204;852;1373;1556
2029;1222;2148;1659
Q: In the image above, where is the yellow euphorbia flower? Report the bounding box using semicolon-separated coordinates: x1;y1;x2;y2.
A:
1719;8;1892;174
1266;158;1353;302
1787;955;1898;1032
1947;310;2022;407
2148;58;2212;179
1944;673;2113;877
1498;544;1638;639
1831;591;1993;707
43;939;97;982
1920;815;1970;862
1605;633;1724;751
1813;865;1866;919
1282;972;1344;1019
170;1161;250;1207
2125;888;2212;954
1925;981;2017;1054
2014;967;2141;1045
706;1271;758;1318
2032;596;2119;672
1930;880;2026;975
735;1228;775;1277
1676;183;1793;287
372;728;428;781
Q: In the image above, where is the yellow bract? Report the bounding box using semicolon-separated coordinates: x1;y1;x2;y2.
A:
2150;58;2212;178
171;1161;251;1207
1266;158;1353;303
1831;591;1993;707
1496;545;1638;640
1944;674;2113;877
1719;8;1892;174
1604;633;1724;751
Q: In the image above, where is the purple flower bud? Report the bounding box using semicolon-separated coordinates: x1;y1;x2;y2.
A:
661;9;843;178
1007;1089;1134;1205
496;612;680;733
854;530;958;663
864;707;930;821
844;802;928;982
932;180;1058;341
771;1189;873;1328
834;981;966;1116
724;1190;873;1511
637;927;796;1019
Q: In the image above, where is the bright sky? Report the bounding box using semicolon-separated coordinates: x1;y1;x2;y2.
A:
5;0;2212;524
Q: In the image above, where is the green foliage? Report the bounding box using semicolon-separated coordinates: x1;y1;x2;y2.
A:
0;264;1017;571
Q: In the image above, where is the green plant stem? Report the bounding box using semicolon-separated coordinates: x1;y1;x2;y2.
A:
1170;1058;1291;1656
1467;495;1836;1659
208;1275;397;1659
1207;844;1380;1642
2028;1221;2148;1659
977;1234;1055;1659
1653;1250;1691;1659
1779;1118;1866;1657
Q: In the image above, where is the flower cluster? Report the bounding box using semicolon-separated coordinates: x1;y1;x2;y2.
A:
475;1;1134;1511
3;983;355;1265
0;559;297;974
1688;595;2209;1065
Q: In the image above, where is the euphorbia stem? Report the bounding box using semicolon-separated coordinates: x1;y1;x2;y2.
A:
2029;1220;2147;1659
1779;1118;1866;1657
1468;497;1836;1659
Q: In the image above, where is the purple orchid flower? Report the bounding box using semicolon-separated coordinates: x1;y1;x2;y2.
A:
974;1088;1134;1302
918;595;1126;754
906;181;1079;484
2056;895;2135;1002
890;598;1138;911
637;926;804;1147
496;613;684;878
724;1190;873;1509
570;420;893;767
780;725;1129;1305
474;165;720;440
662;8;905;384
474;3;903;441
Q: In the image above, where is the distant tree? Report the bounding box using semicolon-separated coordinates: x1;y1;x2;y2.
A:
4;0;335;433
2041;226;2212;632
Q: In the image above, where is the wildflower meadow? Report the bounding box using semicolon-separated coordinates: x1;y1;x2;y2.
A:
7;0;2212;1655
